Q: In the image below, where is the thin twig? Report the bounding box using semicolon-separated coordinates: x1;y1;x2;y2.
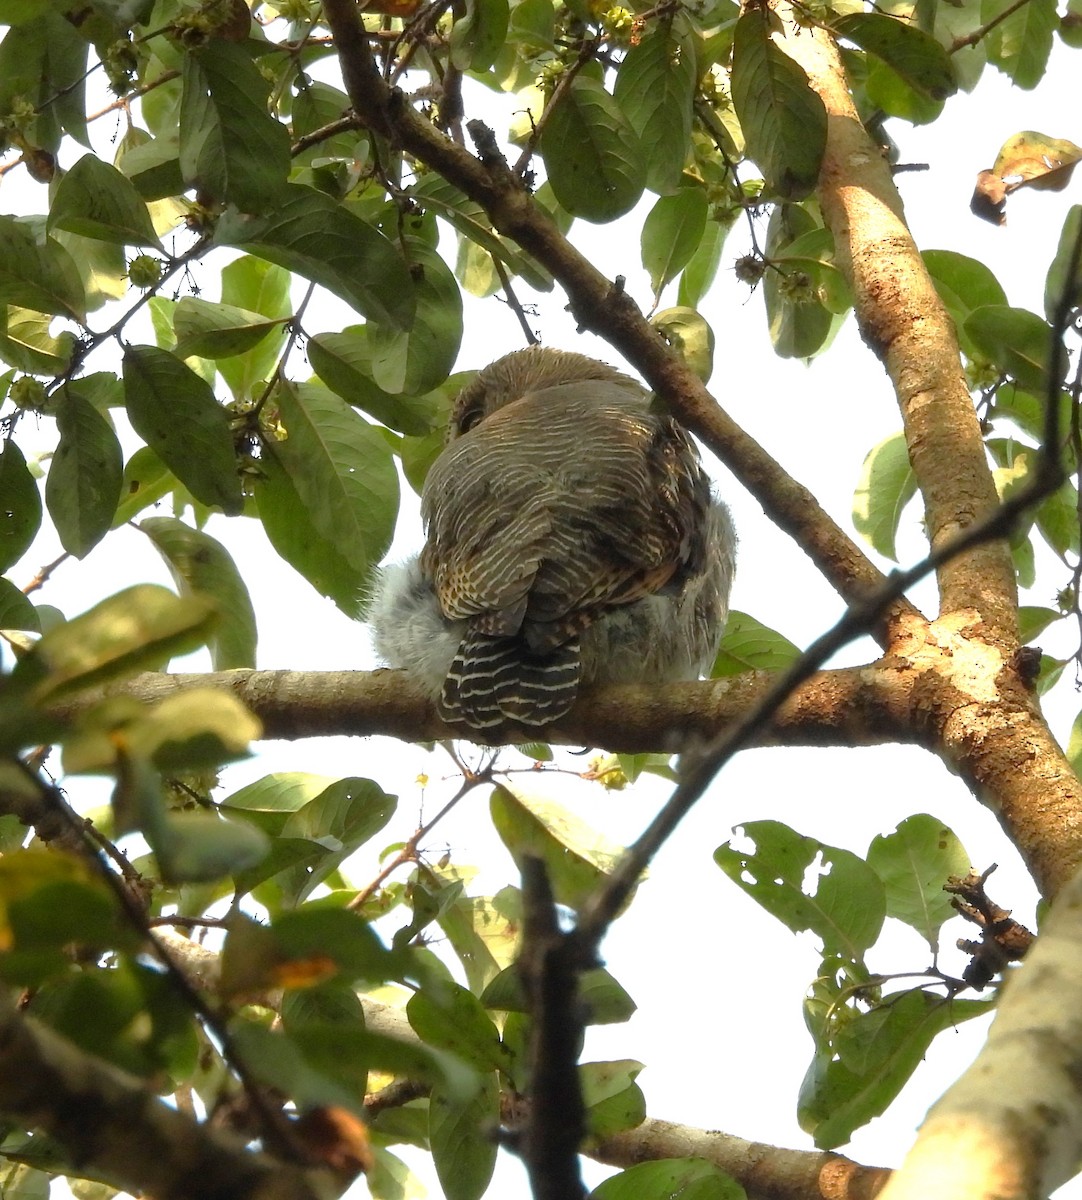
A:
22;552;70;596
950;0;1035;52
492;255;540;345
511;35;604;178
347;750;493;910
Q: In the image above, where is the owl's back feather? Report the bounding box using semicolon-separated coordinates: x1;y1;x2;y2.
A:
372;348;735;736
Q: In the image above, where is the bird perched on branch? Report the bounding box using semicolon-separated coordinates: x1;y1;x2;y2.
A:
369;347;736;736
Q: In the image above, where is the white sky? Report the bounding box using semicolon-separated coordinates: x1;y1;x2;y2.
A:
2;20;1080;1200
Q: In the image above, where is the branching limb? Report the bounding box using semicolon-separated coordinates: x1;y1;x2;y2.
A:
775;12;1018;647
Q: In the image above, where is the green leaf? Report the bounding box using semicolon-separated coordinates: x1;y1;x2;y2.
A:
122;345;244;515
139;516;257;670
291;81;359;165
480;964;636;1024
218;255;294;402
309;329;442;436
112;446;174;528
410;174;553;293
964;304;1057;393
52;227;127;314
762;205;835;358
799;991;991;1147
48;154;163;249
45;388;123;559
432;885;515;995
866;815;971;950
0;1;49;22
590;1158;745;1200
1018;605;1060;643
0;216;86;321
711;611;801;676
853;431;917;561
833;13;955;99
509;0;555;47
274;906;404;983
223;771;337;834
641;187;709;296
450;0;510;70
650;306;715;382
1045;205;1082;321
16;584;218;701
490;785;631;911
213;184;416;331
178;40;291;212
367;239;463;396
116;130;185;201
981;0;1056;87
429;1076;499;1200
581;1060;646;1138
255;445;366;617
279;985;372;1099
613;22;696;195
1;868;121;956
715;820;885;961
0;307;76;376
0;577;40;632
274;777;397;903
923;249;1008;355
0;439;42;573
1066;709;1082;780
0;11;88;151
407;983;509;1073
264;381;399;605
677;218;731;308
1035;481;1080;556
122;688;259;773
864;53;944;124
228;1019;360;1111
731;9;827;200
539;77;645;222
172;297;287;360
579;1058;641;1106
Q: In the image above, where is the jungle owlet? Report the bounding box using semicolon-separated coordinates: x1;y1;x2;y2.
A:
369;347;736;736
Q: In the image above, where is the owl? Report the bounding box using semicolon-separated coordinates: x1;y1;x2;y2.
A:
369;347;735;736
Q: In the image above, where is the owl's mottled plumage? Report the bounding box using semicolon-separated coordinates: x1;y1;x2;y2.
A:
369;347;735;735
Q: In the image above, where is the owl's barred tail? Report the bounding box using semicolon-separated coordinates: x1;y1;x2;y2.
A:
439;629;582;731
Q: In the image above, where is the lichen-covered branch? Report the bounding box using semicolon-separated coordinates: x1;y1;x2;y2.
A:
775;14;1018;649
876;861;1082;1200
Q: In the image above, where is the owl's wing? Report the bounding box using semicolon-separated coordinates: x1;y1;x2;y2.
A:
420;382;710;650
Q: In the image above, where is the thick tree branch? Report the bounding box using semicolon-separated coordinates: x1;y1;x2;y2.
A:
593;1118;890;1200
776;15;1018;649
58;665;922;752
0;991;334;1200
877;860;1082;1200
46;635;1078;896
318;0;920;646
